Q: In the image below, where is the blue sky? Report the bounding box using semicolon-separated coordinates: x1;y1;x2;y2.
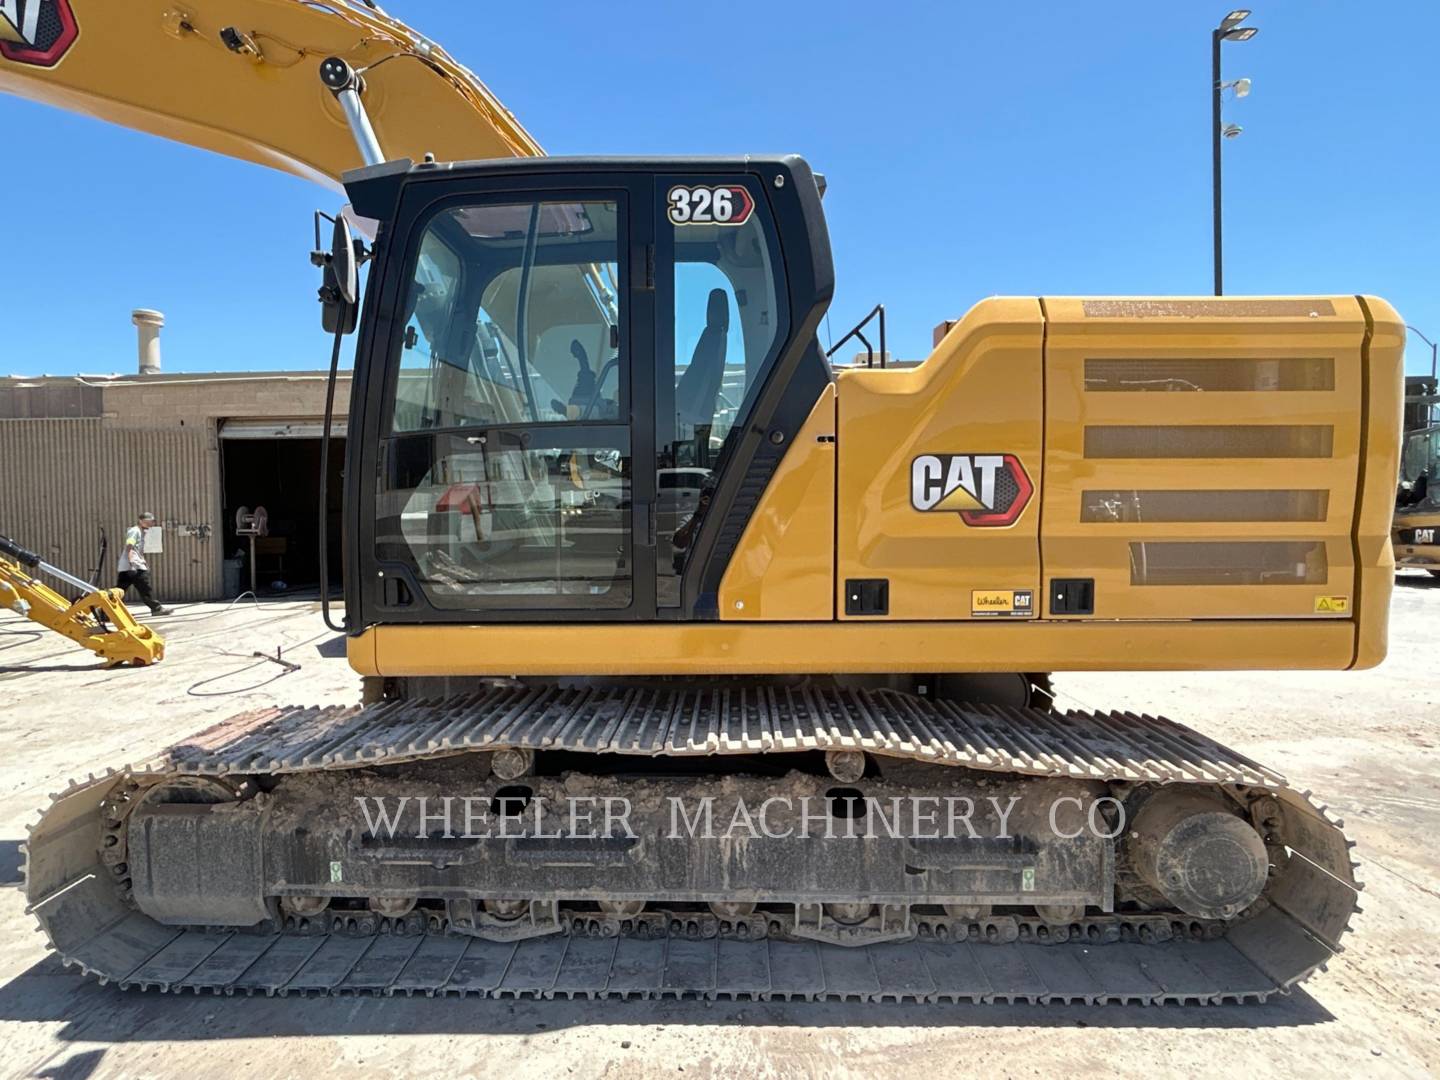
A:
1;0;1436;377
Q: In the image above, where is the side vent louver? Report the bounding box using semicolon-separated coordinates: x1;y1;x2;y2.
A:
1084;425;1334;459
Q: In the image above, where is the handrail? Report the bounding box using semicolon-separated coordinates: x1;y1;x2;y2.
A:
826;304;887;368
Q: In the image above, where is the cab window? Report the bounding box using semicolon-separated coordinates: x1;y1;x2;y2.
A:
390;201;623;432
658;180;788;604
669;196;783;466
377;198;633;610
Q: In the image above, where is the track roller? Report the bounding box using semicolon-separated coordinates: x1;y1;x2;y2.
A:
281;895;330;917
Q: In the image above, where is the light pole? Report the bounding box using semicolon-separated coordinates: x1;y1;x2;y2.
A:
1407;325;1438;384
1212;9;1257;295
1407;325;1438;426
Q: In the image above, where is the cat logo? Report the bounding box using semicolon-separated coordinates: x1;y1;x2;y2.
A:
0;0;78;68
911;453;1033;527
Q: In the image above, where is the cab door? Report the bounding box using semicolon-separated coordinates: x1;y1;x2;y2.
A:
652;173;792;610
357;174;657;623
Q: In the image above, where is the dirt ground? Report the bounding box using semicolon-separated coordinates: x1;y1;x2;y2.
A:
0;578;1436;1079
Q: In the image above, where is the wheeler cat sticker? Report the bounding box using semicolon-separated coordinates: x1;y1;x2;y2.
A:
971;589;1034;618
911;453;1033;527
667;185;755;226
0;0;78;68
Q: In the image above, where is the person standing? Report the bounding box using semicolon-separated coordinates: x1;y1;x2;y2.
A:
116;512;173;616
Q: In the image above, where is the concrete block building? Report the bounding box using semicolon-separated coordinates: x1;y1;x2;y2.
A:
1;312;351;601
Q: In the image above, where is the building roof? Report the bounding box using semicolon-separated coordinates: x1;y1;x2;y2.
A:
2;370;347;386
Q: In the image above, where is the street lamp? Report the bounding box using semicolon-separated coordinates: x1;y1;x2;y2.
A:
1212;9;1258;295
1407;326;1439;425
1407;325;1438;383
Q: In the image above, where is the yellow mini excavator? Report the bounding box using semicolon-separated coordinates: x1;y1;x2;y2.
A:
6;1;1402;1004
1;533;164;666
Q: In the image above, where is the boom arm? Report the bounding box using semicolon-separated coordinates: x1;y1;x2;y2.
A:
0;0;541;189
0;533;164;666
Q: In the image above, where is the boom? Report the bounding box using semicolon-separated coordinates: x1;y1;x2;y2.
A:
0;0;540;188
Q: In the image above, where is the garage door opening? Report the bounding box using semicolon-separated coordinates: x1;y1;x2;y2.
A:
220;421;344;595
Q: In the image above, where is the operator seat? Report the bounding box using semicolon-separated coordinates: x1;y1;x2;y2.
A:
675;288;730;431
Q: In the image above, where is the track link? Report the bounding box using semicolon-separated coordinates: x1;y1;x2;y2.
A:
24;687;1360;1005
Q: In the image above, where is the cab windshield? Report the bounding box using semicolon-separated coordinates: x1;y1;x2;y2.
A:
392;200;622;432
1400;426;1440;512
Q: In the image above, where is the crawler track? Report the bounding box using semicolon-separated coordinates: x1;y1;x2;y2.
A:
24;687;1360;1005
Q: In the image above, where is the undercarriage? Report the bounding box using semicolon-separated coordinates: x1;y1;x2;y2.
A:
25;684;1359;1004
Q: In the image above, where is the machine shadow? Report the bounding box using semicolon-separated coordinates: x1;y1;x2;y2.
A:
0;960;1333;1040
0;662;111;675
313;634;347;658
0;840;24;885
33;1047;105;1080
1394;573;1440;589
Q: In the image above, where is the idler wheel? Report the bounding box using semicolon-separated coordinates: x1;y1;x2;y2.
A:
1129;791;1269;920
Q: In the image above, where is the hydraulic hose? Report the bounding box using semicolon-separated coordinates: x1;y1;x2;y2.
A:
317;325;347;634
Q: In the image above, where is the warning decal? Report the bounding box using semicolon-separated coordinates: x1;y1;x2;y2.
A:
1313;595;1350;614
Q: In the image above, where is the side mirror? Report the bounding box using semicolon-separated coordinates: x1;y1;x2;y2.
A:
313;212;360;335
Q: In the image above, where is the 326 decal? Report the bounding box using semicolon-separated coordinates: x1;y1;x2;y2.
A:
667;185;754;226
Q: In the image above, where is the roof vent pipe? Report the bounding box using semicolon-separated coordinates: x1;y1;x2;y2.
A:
132;309;164;375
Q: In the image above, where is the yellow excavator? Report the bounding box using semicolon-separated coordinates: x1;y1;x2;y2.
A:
0;533;165;665
7;1;1402;1004
1394;377;1439;576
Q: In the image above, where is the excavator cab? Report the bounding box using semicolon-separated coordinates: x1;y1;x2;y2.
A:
1398;426;1439;510
339;156;833;625
1394;424;1440;574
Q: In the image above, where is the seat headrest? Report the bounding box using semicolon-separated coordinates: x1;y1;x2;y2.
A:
707;288;730;331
